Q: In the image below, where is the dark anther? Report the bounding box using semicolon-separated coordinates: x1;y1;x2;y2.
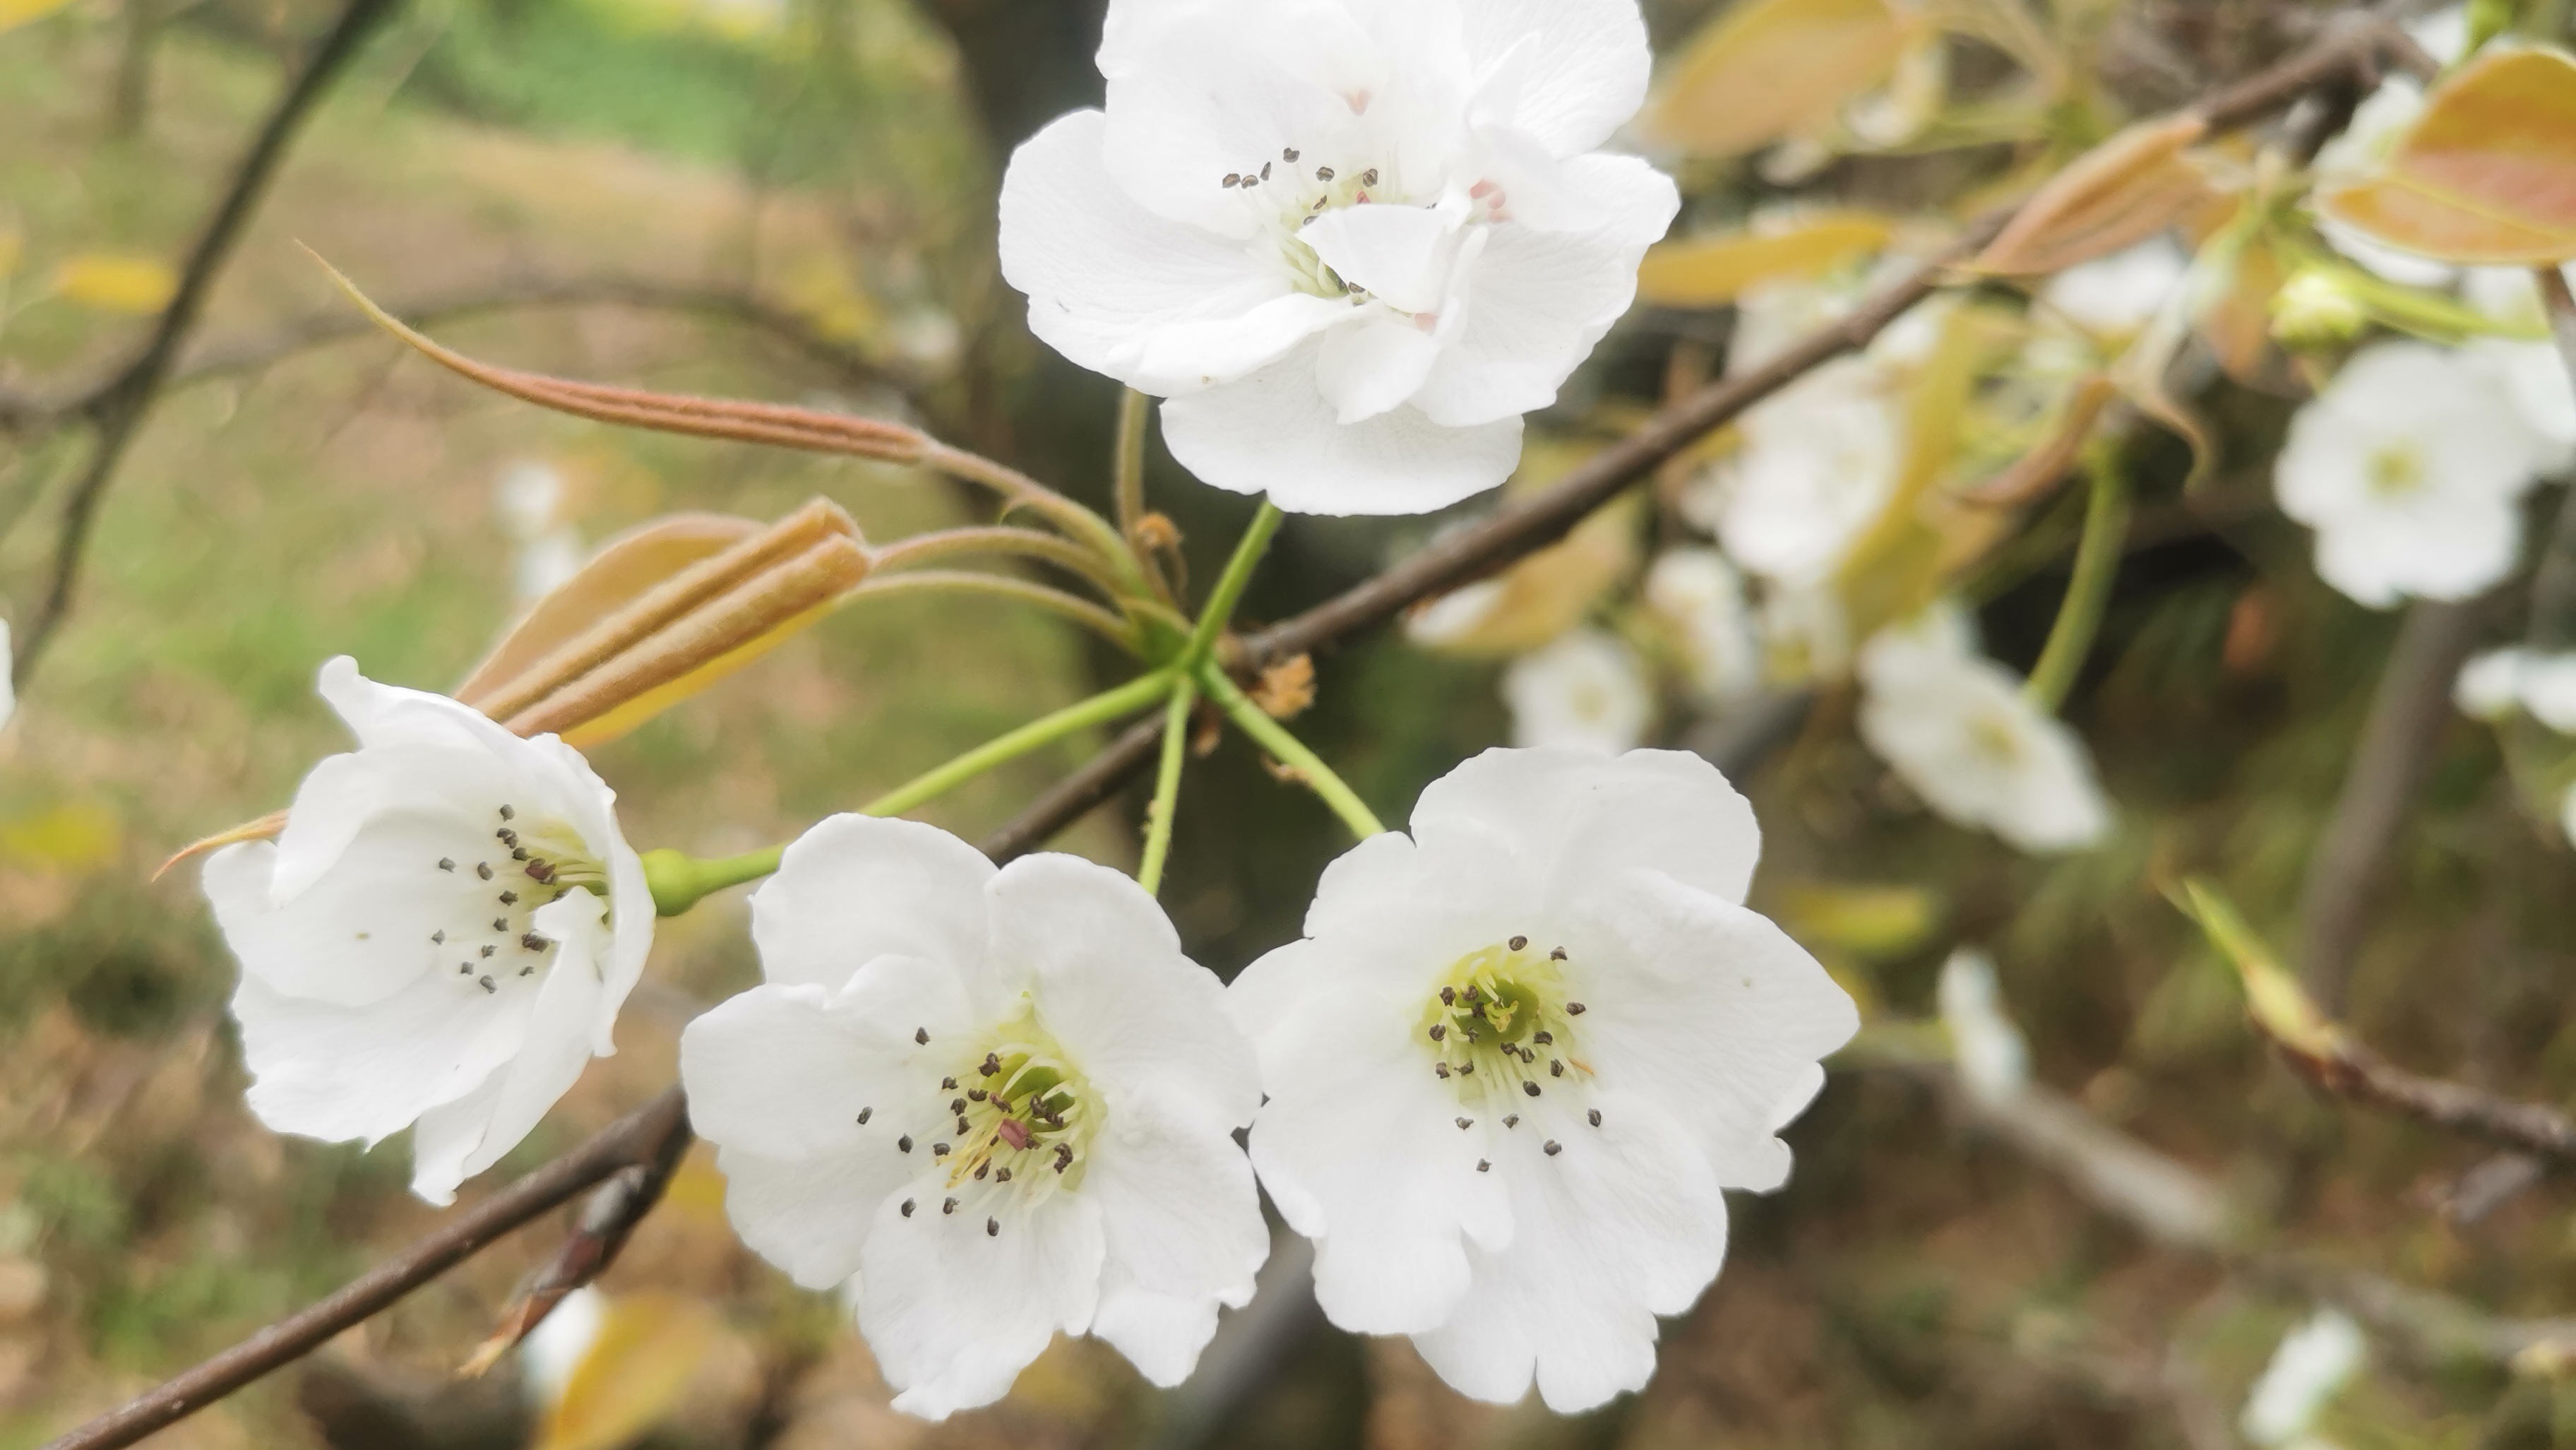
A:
439;858;455;872
934;1142;951;1156
996;1167;1012;1183
499;891;518;905
1523;1081;1541;1097
1544;1141;1562;1156
499;804;515;821
949;1098;965;1115
1440;987;1456;1006
525;862;554;884
1260;162;1272;179
1504;1115;1519;1128
1458;1062;1475;1074
431;930;446;945
1463;987;1481;1003
968;1088;987;1102
859;1107;873;1124
520;965;534;977
1429;1024;1447;1041
1456;1117;1473;1130
986;1217;1000;1237
1282;146;1299;161
1316;165;1335;180
497;828;518;847
1509;935;1528;951
459;963;471;975
1588;1109;1602;1127
974;1163;989;1180
476;862;494;880
523;933;547;951
1550;946;1568;961
902;1199;916;1217
1551;1059;1564;1077
1224;173;1241;186
957;1118;970;1134
479;977;496;993
1477;1160;1491;1172
1435;1063;1451;1079
980;1054;1001;1076
943;1197;958;1215
1534;1030;1553;1045
492;917;509;932
898;1135;914;1153
941;1076;956;1088
1361;167;1379;185
1566;1002;1587;1014
513;848;531;861
916;1028;930;1045
479;945;496;958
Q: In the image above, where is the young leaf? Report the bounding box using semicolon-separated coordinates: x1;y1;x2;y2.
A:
2317;47;2576;265
1645;0;1912;158
1637;213;1895;307
1973;114;2217;277
50;254;178;314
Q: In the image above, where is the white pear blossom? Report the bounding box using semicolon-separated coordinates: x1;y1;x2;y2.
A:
1681;357;1903;586
2453;646;2576;730
1228;747;1856;1410
2241;1307;2366;1447
1936;949;2029;1109
998;0;1678;516
2039;235;2190;338
203;658;652;1205
1405;577;1510;648
520;1285;609;1410
494;460;584;603
2462;267;2576;466
1643;549;1761;704
1502;627;1650;753
677;814;1266;1421
2274;341;2552;608
1856;605;2111;854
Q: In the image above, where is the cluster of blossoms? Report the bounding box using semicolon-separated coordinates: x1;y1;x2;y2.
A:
200;0;1868;1420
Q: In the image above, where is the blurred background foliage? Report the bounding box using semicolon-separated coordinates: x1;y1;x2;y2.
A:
4;0;2576;1446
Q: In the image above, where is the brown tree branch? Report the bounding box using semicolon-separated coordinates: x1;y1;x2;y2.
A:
2266;1018;2576;1169
11;0;403;690
37;1088;688;1450
39;19;2421;1446
2294;597;2495;1012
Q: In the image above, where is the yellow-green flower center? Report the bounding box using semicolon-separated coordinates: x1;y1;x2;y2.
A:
1419;938;1594;1103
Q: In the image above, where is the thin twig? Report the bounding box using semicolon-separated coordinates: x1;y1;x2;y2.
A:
37;1088;688;1450
2295;598;2493;1012
12;0;403;688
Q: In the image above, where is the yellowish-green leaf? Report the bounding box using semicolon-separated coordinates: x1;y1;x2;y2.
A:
50;253;177;314
1637;213;1895;307
0;227;21;281
2170;877;2342;1057
0;0;77;34
2317;47;2576;265
1646;0;1912;158
1836;304;2017;638
1974;113;2217;276
1779;882;1943;961
532;1293;721;1450
1405;447;1640;658
0;801;120;872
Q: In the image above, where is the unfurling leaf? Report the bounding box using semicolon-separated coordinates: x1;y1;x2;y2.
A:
1779;882;1943;961
531;1292;722;1450
2172;878;2342;1059
1646;0;1912;158
2317;47;2576;264
1973;114;2217;276
51;253;177;314
1637;213;1895;307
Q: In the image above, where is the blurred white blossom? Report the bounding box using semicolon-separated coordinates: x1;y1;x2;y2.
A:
1503;628;1650;753
2274;341;2551;608
494;460;585;603
205;659;653;1205
2241;1307;2366;1447
679;815;1266;1420
998;0;1678;516
1683;357;1902;586
2462;266;2576;466
520;1285;607;1409
1229;747;1858;1410
1936;949;2029;1108
2040;235;2190;338
1856;605;2111;854
1644;549;1761;704
1404;577;1510;649
2453;646;2576;731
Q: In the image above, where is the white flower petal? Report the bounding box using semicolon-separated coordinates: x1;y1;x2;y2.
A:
1569;869;1859;1189
1084;1095;1270;1385
1455;0;1650;154
1409;1087;1724;1411
1159;338;1525;514
1857;623;2111;854
679;971;958;1163
1408;745;1763;905
1412;155;1677;428
748;814;995;994
1304;202;1466;315
1316;311;1445;423
431;896;621;1192
228;959;525;1152
858;1189;1107;1421
1001;111;1336;393
710;1146;895;1291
